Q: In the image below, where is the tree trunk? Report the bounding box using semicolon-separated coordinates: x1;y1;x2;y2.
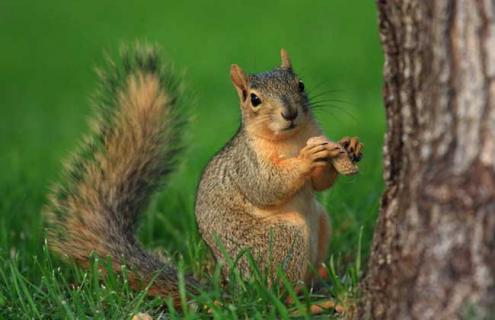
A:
360;1;495;319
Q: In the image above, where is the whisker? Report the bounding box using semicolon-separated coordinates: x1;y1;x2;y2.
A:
306;102;357;122
310;98;351;105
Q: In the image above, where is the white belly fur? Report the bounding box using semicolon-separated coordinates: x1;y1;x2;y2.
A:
250;124;326;267
280;183;321;266
251;182;322;267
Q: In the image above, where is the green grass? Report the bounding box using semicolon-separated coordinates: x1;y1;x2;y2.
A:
0;0;384;318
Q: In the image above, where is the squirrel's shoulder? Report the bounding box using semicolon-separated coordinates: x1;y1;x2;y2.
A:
198;127;253;181
211;127;259;164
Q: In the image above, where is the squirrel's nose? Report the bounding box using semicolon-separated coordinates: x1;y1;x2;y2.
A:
281;110;298;121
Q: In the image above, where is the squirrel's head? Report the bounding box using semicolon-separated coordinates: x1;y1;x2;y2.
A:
231;49;312;140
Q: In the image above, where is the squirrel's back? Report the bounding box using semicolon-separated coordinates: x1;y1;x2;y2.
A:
44;44;198;305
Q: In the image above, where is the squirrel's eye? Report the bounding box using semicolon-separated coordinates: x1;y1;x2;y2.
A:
298;80;305;92
250;93;262;107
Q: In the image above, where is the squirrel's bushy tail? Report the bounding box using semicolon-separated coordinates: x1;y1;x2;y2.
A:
44;44;198;304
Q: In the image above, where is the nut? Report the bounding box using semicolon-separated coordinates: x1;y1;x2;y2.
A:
307;136;358;176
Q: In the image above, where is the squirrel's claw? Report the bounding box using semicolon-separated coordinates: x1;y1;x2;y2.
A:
339;136;364;163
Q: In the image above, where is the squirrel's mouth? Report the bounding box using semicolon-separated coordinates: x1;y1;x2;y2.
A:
282;123;297;131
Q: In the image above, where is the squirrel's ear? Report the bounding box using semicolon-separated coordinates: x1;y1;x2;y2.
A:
280;48;292;70
230;64;248;101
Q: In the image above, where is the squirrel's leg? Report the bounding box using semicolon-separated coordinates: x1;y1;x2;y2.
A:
315;202;331;280
209;212;310;284
311;166;338;191
241;212;311;284
310;140;341;191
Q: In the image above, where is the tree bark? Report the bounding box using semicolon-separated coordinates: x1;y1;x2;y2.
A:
361;1;495;319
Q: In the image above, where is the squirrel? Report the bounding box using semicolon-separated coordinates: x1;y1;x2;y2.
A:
44;44;363;308
196;49;362;284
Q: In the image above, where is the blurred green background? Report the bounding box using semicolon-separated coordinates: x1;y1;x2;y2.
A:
0;0;383;285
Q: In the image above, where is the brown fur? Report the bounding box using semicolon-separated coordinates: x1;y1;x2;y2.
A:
195;49;361;284
46;47;362;306
46;64;198;307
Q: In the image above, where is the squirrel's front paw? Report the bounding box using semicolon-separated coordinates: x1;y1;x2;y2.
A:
307;136;346;159
298;140;334;172
338;136;364;162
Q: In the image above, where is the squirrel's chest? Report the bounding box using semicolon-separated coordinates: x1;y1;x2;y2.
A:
283;183;318;217
271;139;306;159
